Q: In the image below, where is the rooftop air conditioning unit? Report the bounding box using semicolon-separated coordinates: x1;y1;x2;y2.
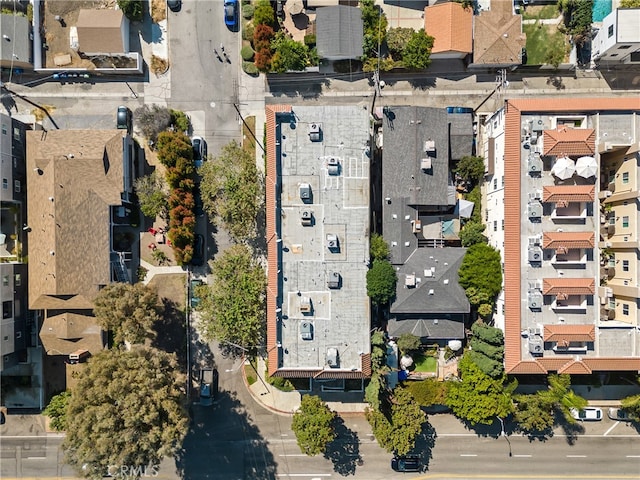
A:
327;157;340;175
326;348;339;368
300;321;313;340
528;246;542;263
326;234;339;251
421;158;432;171
308;123;322;142
528;290;543;310
301;210;313;226
299;183;311;201
424;140;436;154
528;337;543;355
528;201;542;219
528;236;541;246
531;118;544;132
528;155;543;173
327;271;341;289
299;297;312;314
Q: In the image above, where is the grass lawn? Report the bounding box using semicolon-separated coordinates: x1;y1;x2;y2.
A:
242;115;256;154
523;22;568;66
522;4;560;20
413;354;438;373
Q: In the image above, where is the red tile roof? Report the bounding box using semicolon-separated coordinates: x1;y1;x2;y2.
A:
424;2;473;54
503;97;640;375
543;324;595;342
542;232;595;250
542;185;595;203
542;277;595;295
543;127;596;157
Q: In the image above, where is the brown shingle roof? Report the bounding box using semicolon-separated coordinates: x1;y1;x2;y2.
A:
472;0;525;65
424;2;472;54
503;97;640;375
542;232;595;250
76;9;126;54
40;312;104;355
543;324;595;342
26;130;127;310
542;185;595;203
542;278;595;295
542;127;596;156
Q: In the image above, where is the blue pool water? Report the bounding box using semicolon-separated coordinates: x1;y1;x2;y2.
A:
592;0;612;22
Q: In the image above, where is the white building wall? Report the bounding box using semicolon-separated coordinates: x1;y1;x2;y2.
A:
592;9;640;62
482;108;506;330
0;114;14;202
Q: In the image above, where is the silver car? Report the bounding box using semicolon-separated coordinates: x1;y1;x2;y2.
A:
608;408;633;422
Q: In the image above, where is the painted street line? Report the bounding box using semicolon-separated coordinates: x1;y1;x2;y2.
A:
512;454;533;458
566;455;587;458
279;454;308;457
603;422;619;436
276;474;331;477
460;454;478;457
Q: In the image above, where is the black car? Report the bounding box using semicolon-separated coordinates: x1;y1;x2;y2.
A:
191;234;205;266
194;185;205;217
116;106;132;133
391;455;421;473
167;0;181;12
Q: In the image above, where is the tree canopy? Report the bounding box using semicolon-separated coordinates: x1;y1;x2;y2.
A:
386;27;415;58
456;156;485;185
366;388;426;456
253;0;276;27
271;31;310;72
458;243;503;303
445;353;515;425
63;348;188;477
134;171;168;220
291;395;336;456
537;374;587;424
459;221;487;247
370;233;390;262
621;393;640;420
361;0;388;58
621;0;640;6
134;104;172;143
402;29;434;70
468;321;504;379
198;245;267;350
93;283;160;345
199;140;262;242
404;378;449;407
43;390;71;432
366;259;397;305
117;0;142;21
396;333;421;355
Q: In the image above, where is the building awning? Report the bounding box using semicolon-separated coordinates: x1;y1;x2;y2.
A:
543;277;595;296
544;324;596;342
542;231;595;250
542;126;595;157
542;185;595;203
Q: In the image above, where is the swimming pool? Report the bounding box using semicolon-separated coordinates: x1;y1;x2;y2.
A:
592;0;612;22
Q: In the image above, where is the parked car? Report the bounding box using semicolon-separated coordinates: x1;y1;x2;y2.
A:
391;455;421;473
167;0;181;12
190;278;203;308
608;407;633;422
191;136;207;168
116;106;132;133
224;0;238;28
191;234;205;266
570;407;603;421
194;185;205;217
199;368;218;407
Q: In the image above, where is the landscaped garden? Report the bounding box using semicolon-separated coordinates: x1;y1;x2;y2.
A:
412;353;438;373
523;22;568;66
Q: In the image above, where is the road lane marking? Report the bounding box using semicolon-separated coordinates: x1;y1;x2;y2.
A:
460;454;478;457
604;422;619;436
279;454;308;457
513;454;532;458
276;475;331;477
626;455;640;458
566;455;587;458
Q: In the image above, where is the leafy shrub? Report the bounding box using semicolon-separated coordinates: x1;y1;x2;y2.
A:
243;22;255;42
117;0;143;22
242;4;254;19
150;55;169;75
405;378;449;407
253;0;275;27
267;375;294;392
242;61;259;76
304;34;316;46
241;45;255;61
170;109;190;132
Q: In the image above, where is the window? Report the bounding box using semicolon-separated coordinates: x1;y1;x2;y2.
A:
2;178;7;190
501;219;504;231
14;180;20;193
608;25;614;37
622;172;629;184
611;54;619;57
493;178;497;190
2;301;11;319
493;220;497;232
623;260;629;272
622;216;629;228
1;124;6;135
2;275;8;286
501;175;505;187
14;274;21;287
623;304;629;316
13;127;20;141
619;45;632;50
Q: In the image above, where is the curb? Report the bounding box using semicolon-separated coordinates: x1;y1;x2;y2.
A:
240;359;294;417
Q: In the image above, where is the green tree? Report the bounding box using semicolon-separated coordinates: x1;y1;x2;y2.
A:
397;333;421;355
366;259;397;305
199;140;262;242
271;31;310;72
365;373;386;410
169;109;191;132
370;233;390;261
538;374;587;424
366;388;426;455
445;353;515;425
621;394;640;420
456;156;485;184
402;29;434;70
460;221;487;247
465;185;482;224
93;283;160;345
291;395;336;456
621;0;640;7
117;0;143;21
253;0;275;27
134;104;172;143
405;378;449;407
63;348;188;477
43;391;71;432
134;171;168;220
198;245;267;350
370;330;388;372
386;27;414;57
360;0;388;57
513;393;555;434
459;243;503;302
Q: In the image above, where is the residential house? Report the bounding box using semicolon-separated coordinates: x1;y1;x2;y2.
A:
592;8;640;65
424;2;473;60
481;97;640;376
316;5;364;61
264;105;371;388
470;0;526;68
0;13;33;70
76;9;130;55
381;106;473;344
26;129;137;365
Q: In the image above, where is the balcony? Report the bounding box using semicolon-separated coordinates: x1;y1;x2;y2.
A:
550;202;588;221
552;342;588;354
551;295;588;312
551;249;587;266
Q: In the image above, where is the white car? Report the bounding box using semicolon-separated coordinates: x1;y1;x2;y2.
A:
570;407;603;421
608;408;633;422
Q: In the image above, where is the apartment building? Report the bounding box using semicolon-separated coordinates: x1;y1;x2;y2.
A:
482;98;640;375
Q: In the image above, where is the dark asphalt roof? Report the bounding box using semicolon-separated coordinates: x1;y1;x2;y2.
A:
316;6;364;59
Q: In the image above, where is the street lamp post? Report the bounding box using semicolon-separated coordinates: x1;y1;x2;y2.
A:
497;417;512;457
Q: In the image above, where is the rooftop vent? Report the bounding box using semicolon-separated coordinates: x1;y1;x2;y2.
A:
424;140;436;154
428;289;435;295
308;123;322;142
421;158;432;171
405;274;416;288
327;271;341;289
